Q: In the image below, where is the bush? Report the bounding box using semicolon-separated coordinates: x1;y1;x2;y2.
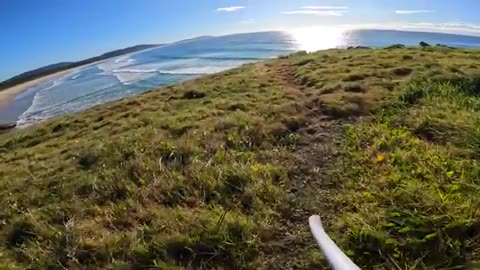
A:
77;150;99;170
385;44;405;49
420;41;431;47
182;90;206;99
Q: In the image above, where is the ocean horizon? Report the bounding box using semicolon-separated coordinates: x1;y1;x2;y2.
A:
3;28;480;127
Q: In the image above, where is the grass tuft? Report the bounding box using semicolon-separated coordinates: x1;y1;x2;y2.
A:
344;82;366;93
182;90;206;99
77;150;99;170
392;67;413;76
344;72;368;82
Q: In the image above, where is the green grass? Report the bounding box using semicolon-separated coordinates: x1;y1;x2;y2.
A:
335;80;480;269
2;46;480;268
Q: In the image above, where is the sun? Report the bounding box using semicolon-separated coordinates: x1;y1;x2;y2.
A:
288;26;348;52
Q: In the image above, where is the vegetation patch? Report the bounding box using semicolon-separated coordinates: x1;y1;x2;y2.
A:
3;47;480;268
385;44;405;49
392;67;413;77
182;90;206;99
227;103;248;111
334;80;480;269
420;41;431;47
344;72;368;82
343;82;366;93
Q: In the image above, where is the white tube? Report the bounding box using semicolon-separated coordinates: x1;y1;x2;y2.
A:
309;215;360;270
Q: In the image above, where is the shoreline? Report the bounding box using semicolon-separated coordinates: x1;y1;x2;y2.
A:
0;63;98;128
0;65;89;108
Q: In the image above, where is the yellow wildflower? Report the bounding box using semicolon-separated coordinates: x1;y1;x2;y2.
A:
376;153;386;163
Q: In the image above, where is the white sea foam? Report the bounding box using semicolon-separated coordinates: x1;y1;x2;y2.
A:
98;55;135;72
17;78;119;127
110;72;156;85
107;62;241;85
159;66;236;75
114;55;130;63
17;79;63;127
112;68;158;73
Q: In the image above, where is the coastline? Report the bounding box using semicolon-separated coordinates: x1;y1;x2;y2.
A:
0;63;97;128
0;65;88;108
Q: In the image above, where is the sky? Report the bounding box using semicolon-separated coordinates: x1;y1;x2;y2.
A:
1;0;480;81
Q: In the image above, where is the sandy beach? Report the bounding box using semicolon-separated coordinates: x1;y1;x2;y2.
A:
0;65;90;108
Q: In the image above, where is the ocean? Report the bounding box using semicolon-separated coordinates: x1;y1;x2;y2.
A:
3;29;480;126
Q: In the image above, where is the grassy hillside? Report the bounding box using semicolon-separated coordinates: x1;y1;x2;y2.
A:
2;46;480;269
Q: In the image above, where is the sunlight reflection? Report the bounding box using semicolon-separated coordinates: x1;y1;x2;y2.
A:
288;26;348;52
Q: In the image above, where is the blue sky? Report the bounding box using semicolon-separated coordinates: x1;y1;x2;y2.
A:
1;0;480;80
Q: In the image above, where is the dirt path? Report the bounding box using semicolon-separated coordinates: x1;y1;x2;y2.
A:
264;61;346;269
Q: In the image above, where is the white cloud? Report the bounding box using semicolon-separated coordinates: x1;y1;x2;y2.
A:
336;22;480;36
283;10;347;16
395;10;435;14
283;5;348;16
302;6;348;10
216;6;245;12
402;22;480;35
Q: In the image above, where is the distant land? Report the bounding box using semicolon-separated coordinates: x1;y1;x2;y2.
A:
0;44;161;91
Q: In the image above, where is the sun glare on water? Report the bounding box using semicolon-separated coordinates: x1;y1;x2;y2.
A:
288;26;348;52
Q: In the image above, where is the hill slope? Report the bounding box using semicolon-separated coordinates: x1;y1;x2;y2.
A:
0;44;160;91
1;46;480;269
